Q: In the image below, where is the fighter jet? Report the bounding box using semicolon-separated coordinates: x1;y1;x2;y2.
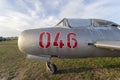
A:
18;18;120;74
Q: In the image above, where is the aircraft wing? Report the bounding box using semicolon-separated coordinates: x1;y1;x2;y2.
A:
94;41;120;50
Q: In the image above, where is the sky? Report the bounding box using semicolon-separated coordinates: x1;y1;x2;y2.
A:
0;0;120;37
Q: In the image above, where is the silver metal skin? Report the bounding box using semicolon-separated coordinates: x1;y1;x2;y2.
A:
18;24;120;59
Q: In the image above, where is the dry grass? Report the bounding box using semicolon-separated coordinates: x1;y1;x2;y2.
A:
0;40;120;80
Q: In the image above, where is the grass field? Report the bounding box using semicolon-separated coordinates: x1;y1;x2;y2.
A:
0;40;120;80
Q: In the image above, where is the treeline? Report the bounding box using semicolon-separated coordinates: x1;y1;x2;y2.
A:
0;36;18;41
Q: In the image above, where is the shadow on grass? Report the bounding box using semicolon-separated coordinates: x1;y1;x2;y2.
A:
103;64;120;68
57;64;120;74
57;67;94;74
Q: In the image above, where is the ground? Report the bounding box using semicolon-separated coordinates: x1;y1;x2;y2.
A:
0;40;120;80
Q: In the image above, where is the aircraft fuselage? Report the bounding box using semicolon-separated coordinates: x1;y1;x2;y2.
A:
18;28;120;58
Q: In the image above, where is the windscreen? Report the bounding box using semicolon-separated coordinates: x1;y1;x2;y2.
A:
67;19;91;28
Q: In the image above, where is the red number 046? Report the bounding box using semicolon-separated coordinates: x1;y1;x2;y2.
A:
39;32;78;48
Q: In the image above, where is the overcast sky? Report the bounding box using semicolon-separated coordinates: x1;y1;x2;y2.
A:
0;0;120;37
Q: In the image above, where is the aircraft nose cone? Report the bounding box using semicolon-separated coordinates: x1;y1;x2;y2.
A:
18;30;34;54
18;29;41;55
18;30;27;54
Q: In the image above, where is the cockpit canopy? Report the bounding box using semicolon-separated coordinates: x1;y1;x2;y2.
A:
55;18;119;29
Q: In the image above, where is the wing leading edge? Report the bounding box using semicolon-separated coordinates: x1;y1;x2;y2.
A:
94;41;120;50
